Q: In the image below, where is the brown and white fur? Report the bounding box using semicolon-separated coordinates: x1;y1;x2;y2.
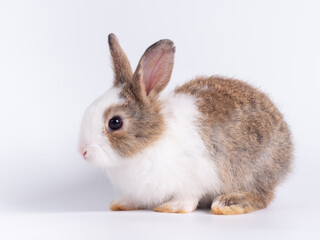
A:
78;34;293;215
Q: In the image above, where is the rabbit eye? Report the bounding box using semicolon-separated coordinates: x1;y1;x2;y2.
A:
108;116;123;131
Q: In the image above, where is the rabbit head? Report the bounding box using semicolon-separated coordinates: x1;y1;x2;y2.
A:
78;34;175;167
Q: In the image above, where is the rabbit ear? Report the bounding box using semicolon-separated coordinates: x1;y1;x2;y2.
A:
108;33;133;86
132;39;175;99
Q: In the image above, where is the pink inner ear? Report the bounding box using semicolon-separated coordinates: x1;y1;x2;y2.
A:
141;50;168;95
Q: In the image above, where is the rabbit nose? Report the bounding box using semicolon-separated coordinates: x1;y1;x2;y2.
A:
82;150;87;159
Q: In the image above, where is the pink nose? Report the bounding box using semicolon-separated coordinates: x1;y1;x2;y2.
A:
82;150;87;159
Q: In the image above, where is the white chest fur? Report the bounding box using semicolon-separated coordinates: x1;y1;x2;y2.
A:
106;92;221;207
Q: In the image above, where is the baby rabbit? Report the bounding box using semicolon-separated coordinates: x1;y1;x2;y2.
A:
78;34;293;215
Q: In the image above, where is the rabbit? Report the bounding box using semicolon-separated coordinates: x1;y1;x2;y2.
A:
78;33;293;215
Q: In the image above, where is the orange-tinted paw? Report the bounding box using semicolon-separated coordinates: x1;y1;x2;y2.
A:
211;205;253;215
211;193;260;215
154;204;189;214
153;200;197;214
110;200;138;211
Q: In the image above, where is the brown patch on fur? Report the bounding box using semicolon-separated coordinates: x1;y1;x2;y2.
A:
175;76;293;209
108;34;133;86
103;85;165;157
153;205;189;214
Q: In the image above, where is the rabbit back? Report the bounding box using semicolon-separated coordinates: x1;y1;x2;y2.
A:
175;76;293;196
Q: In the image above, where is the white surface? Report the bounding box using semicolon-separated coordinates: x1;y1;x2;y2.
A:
1;207;320;240
0;0;320;239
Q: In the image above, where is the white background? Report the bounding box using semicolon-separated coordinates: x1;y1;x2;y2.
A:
0;0;319;239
